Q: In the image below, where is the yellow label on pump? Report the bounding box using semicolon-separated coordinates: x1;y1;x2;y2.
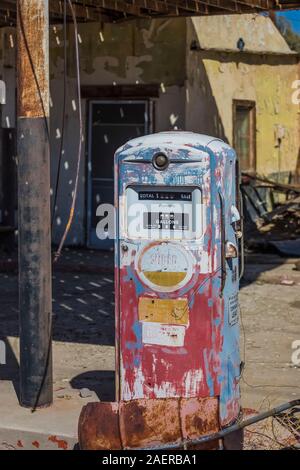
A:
143;271;187;287
138;298;189;325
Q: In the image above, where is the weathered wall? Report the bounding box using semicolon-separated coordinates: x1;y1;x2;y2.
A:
49;18;187;245
0;16;299;247
192;13;293;54
187;17;300;176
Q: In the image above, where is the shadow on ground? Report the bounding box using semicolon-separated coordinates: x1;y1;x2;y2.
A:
70;371;115;402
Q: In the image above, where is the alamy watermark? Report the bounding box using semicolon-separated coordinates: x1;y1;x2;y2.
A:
95;202;206;241
292;80;300;105
0;340;6;365
0;79;6;105
291;340;300;367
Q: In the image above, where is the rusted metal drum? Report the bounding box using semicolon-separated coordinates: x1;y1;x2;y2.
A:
78;398;220;450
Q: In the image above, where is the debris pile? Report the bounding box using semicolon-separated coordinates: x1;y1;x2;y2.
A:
243;407;300;450
241;173;300;256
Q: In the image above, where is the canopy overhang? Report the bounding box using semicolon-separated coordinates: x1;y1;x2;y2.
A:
0;1;299;27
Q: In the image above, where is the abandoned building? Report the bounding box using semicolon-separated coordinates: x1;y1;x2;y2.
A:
0;12;299;249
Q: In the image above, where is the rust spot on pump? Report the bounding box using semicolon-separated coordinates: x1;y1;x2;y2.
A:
78;402;121;450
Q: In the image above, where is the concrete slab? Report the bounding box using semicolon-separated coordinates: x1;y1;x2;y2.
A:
0;380;87;450
0;338;115;450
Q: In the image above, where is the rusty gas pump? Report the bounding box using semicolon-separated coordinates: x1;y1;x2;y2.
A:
79;132;243;450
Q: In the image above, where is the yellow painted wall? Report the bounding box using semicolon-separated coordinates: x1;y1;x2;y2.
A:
202;56;298;175
187;18;300;177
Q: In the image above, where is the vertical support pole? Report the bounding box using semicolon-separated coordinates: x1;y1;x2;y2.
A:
17;0;52;408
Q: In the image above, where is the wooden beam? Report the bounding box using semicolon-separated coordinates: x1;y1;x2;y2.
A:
81;84;160;99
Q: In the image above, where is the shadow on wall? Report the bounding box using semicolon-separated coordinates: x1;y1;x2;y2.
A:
198;59;227;141
197;49;299;67
186;24;227;142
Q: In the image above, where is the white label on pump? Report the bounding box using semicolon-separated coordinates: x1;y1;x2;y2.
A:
142;322;186;347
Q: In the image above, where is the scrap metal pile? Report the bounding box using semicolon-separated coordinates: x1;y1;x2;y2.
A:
243;405;300;450
242;173;300;256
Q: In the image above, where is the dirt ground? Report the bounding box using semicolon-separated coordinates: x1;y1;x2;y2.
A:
0;249;299;449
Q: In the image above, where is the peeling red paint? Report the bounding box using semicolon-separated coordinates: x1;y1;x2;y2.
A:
32;441;40;449
48;435;68;450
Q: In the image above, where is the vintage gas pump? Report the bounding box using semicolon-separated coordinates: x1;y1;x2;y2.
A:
79;132;243;450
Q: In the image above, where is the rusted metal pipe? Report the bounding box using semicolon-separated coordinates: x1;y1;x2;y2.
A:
17;0;53;408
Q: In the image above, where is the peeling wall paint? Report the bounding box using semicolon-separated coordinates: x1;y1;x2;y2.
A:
50;19;186;86
48;16;300;245
187;18;300;176
49;18;187;245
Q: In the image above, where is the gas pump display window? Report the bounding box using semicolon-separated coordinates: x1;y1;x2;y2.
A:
125;186;203;240
138;191;193;202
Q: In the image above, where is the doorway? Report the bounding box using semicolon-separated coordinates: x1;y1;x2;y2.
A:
233;100;256;173
87;100;151;249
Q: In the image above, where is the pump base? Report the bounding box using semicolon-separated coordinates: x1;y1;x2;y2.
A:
78;397;221;450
